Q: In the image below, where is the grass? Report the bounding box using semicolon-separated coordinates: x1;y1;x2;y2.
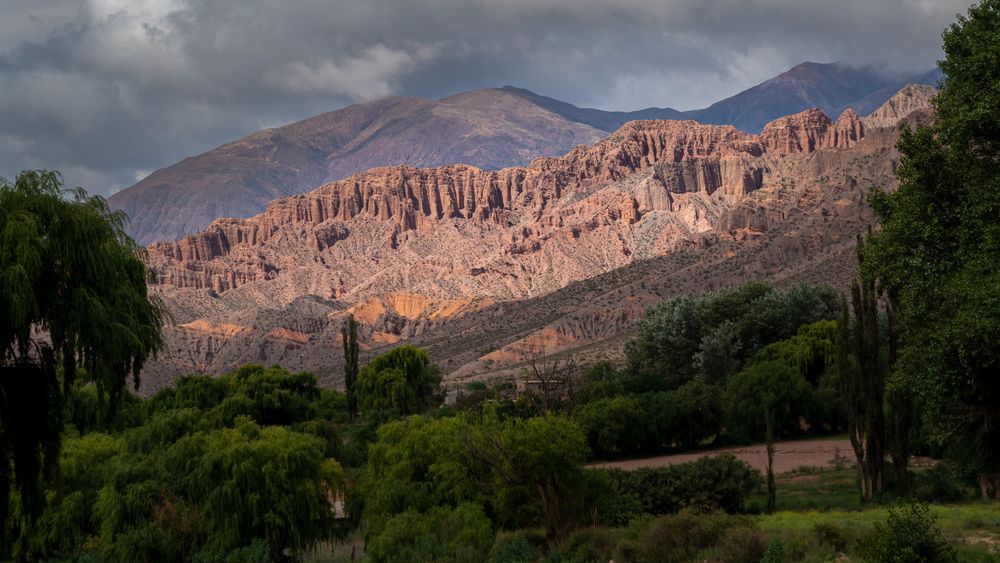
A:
746;466;864;512
739;465;1000;560
756;503;1000;562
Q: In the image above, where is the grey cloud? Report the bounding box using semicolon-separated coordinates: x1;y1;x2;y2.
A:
0;0;974;197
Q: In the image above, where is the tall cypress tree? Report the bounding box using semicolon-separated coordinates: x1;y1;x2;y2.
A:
341;314;359;422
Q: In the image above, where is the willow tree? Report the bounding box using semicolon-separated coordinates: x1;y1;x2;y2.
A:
356;346;441;415
726;360;811;513
0;170;164;525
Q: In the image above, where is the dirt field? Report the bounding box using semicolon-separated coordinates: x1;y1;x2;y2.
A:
590;438;854;475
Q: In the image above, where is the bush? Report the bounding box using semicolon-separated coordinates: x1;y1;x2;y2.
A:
367;503;494;563
761;539;786;563
604;454;762;516
574;396;645;457
714;525;768;563
912;463;969;503
613;511;751;563
555;527;621;562
811;522;848;552
864;503;954;563
488;529;546;563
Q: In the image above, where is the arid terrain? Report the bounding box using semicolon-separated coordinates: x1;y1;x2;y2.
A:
135;84;936;393
591;438;854;475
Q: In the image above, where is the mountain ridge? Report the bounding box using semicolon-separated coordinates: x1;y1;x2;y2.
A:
137;84;936;393
110;62;937;245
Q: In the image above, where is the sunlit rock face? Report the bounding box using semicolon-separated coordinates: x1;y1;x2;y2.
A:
139;86;934;393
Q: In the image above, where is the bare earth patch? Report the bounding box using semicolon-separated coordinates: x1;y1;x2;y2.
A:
590;438;853;475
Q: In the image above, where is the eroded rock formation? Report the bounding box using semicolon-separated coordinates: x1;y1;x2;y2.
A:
139;85;935;392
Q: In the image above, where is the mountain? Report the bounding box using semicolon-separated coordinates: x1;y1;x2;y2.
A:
685;62;933;133
112;62;937;245
135;85;935;393
109;91;606;244
497;86;686;131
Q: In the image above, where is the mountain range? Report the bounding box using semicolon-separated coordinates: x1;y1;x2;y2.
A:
110;62;938;244
136;83;938;393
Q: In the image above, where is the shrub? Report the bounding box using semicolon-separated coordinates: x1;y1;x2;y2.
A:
864;503;954;563
367;503;494;563
604;454;762;516
574;396;645;456
488;529;546;563
912;463;969;503
555;527;621;562
714;525;768;563
812;521;847;552
614;511;748;563
761;539;786;563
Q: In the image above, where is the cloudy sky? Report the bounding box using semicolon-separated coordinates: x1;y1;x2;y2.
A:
0;0;975;196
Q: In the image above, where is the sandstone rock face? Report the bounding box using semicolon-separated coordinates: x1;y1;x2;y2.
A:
862;84;937;130
139;86;935;393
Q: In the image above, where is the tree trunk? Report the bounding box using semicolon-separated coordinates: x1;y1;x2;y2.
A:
765;411;776;513
979;475;990;500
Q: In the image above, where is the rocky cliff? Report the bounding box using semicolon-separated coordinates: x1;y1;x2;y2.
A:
111;63;938;245
139;85;935;392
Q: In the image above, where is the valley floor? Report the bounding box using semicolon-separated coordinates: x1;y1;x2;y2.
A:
590;437;854;475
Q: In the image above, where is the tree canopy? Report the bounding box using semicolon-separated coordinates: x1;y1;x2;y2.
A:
626;282;839;389
0;170;164;526
356;345;441;415
862;0;1000;479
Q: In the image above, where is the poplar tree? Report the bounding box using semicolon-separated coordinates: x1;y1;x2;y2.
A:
341;314;359;422
864;0;1000;492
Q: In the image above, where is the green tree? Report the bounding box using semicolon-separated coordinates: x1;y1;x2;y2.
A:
0;170;164;526
626;283;839;390
574;396;645;458
839;262;887;501
863;0;1000;494
341;314;359;422
366;503;493;563
356;346;441;415
726;361;811;512
362;409;591;543
166;418;346;560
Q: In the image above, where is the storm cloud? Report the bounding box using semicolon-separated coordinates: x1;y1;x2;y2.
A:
0;0;974;196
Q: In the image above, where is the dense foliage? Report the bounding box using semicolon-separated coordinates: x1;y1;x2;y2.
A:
603;455;761;516
0;170;164;527
2;366;346;561
626;282;839;389
863;0;1000;489
356;345;442;415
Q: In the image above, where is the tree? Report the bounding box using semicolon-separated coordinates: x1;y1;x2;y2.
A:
863;0;1000;493
839;259;887;501
356;346;441;415
626;282;840;390
0;170;164;526
167;419;345;561
574;397;645;457
361;409;591;543
726;361;811;512
341;314;359;422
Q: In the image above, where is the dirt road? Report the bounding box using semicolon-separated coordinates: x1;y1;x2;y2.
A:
590;438;853;475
